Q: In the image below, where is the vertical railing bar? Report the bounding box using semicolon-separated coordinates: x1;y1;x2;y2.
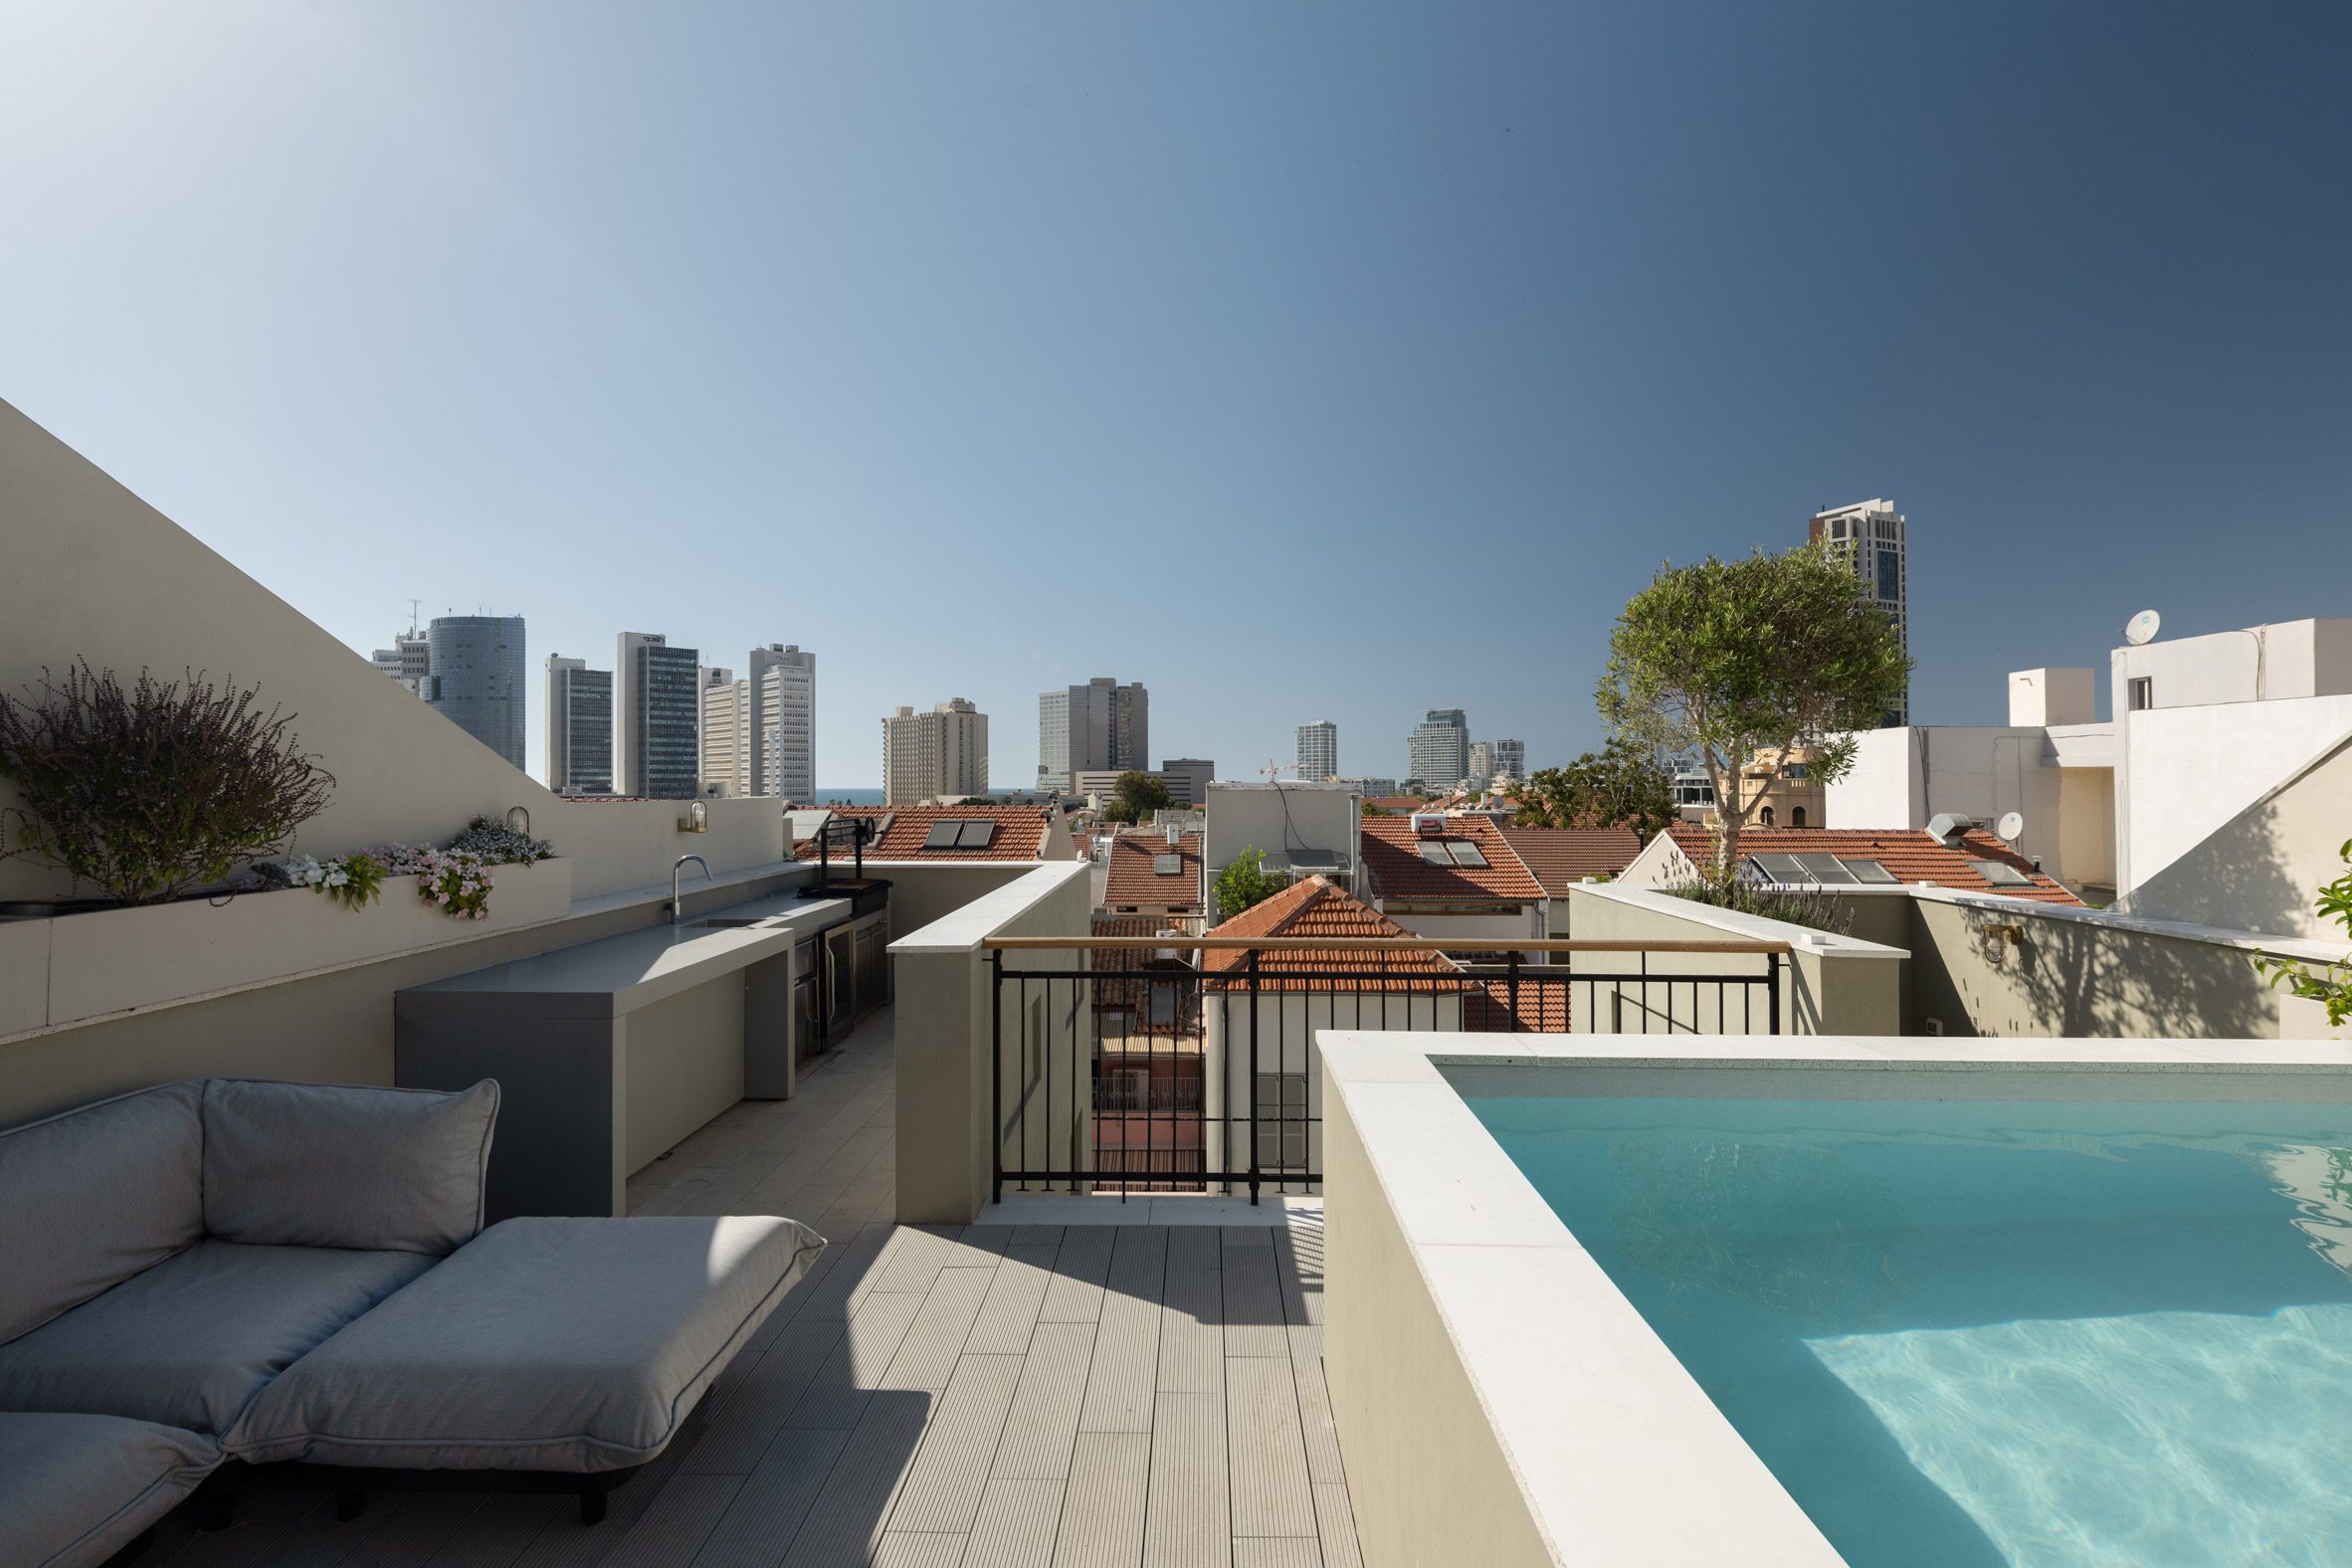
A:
1247;947;1263;1207
990;948;1004;1205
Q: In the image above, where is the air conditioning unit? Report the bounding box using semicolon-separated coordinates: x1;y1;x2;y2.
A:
1925;812;1975;847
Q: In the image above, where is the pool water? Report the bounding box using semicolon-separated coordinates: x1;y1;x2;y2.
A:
1465;1094;2352;1568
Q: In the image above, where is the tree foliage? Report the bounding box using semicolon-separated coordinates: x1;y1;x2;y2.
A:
0;663;334;904
1597;543;1909;876
1214;847;1291;922
1507;737;1679;838
2254;839;2352;1030
1101;769;1173;825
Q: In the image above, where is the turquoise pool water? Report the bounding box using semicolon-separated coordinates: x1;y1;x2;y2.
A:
1464;1093;2352;1567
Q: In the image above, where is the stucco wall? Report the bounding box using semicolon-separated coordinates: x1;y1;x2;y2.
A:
1897;893;2328;1040
1564;885;1904;1036
2115;697;2352;892
2120;730;2352;941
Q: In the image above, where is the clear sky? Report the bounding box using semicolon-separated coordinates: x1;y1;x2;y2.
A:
3;3;2347;788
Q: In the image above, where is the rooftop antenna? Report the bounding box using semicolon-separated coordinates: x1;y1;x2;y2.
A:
2122;608;2162;647
405;597;424;634
1259;758;1294;782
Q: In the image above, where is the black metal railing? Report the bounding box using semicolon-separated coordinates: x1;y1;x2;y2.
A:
985;936;1788;1205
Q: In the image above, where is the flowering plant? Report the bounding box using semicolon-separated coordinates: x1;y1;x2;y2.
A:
452;816;555;865
277;851;388;910
372;844;496;920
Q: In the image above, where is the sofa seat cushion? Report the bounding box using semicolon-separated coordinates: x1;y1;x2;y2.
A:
0;1411;219;1568
0;1240;436;1437
232;1215;824;1471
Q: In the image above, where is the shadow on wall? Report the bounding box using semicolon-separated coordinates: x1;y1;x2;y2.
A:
2122;733;2352;942
1908;822;2302;1040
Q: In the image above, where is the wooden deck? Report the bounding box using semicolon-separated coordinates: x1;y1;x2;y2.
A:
152;1009;1363;1567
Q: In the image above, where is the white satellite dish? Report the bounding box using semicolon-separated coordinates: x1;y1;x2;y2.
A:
1996;811;2026;844
2123;609;2162;647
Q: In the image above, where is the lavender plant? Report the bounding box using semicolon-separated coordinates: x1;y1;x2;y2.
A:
0;663;333;905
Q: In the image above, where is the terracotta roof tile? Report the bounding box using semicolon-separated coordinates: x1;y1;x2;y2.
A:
1201;877;1460;992
1360;815;1543;903
792;805;1049;862
1498;827;1643;892
1089;914;1199;1022
1662;826;2082;903
1463;979;1573;1033
1103;830;1203;911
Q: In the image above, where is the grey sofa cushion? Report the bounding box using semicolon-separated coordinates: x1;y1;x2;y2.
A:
0;1412;218;1568
0;1082;204;1344
0;1239;435;1437
201;1077;498;1255
233;1215;825;1470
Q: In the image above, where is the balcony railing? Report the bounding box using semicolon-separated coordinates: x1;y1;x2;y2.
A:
984;935;1790;1205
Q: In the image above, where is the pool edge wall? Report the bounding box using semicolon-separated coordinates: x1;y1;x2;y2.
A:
1324;1071;1561;1568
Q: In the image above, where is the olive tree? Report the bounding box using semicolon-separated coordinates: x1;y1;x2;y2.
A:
1596;543;1909;877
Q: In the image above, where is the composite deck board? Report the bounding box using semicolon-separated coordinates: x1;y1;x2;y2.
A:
215;1010;1361;1568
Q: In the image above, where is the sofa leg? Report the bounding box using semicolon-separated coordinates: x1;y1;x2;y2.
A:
334;1489;367;1522
579;1484;609;1526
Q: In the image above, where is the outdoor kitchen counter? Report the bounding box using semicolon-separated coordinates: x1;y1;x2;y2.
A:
399;888;852;1015
395;888;867;1220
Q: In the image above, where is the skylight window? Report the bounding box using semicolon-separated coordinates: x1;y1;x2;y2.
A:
1418;840;1489;868
1448;841;1488;868
922;821;963;850
1749;853;1808;883
923;818;998;850
1153;854;1183;875
1970;859;2035;887
1842;859;1898;884
1791;854;1859;884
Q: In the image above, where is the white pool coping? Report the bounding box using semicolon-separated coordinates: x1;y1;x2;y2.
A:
1318;1031;2352;1568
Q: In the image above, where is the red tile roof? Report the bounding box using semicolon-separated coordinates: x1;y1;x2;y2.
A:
1089;914;1200;1023
1103;830;1203;911
792;805;1050;862
1663;826;2082;903
1360;815;1544;904
1462;978;1573;1033
1498;827;1643;893
1201;877;1460;993
1362;796;1432;814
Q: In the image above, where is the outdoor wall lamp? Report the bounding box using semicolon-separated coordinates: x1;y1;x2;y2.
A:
1981;922;2025;946
504;805;531;836
678;800;708;834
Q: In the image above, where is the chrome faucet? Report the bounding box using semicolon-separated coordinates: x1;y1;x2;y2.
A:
671;855;712;924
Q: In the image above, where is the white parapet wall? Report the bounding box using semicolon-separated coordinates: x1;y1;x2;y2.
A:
1565;883;1906;1036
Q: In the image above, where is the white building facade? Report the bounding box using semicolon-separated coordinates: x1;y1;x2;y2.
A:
1297;720;1338;781
884;697;989;804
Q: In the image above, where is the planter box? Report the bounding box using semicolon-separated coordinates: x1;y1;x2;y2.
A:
36;860;574;1031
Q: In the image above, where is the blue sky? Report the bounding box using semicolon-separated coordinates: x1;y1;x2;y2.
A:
3;3;2347;787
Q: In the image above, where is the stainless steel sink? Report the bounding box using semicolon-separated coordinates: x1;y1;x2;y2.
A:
689;917;770;930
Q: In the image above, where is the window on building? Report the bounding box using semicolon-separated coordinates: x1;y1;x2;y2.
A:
1790;806;1808;828
1749;853;1807;882
1843;859;1898;883
1876;546;1901;603
1761;806;1776;827
923;820;963;850
1254;1073;1310;1170
1970;859;2037;888
2128;677;2153;711
1153;854;1183;876
1790;854;1859;884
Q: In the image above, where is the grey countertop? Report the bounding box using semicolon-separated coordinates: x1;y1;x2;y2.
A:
399;888;860;1017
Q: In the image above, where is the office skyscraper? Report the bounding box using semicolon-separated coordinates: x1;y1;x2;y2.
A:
750;643;816;801
698;666;745;796
617;631;700;799
371;622;429;695
1810;497;1909;726
422;615;525;769
1037;677;1147;793
884;698;988;804
1297;720;1338;781
1470;738;1525;784
544;654;613;795
1407;708;1470;790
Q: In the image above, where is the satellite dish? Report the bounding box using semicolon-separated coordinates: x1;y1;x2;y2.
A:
2123;609;2162;647
1996;811;2026;844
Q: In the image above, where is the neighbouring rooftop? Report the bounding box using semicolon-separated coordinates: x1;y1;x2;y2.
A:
1662;824;2084;903
793;805;1054;863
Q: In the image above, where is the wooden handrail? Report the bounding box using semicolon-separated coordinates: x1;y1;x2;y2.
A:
983;935;1792;955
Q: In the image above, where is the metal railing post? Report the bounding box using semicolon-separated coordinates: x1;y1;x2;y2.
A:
1247;947;1263;1208
1506;950;1520;1034
989;947;1004;1206
1768;951;1782;1036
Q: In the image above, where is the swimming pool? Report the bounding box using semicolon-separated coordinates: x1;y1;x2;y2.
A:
1469;1092;2352;1567
1318;1036;2352;1568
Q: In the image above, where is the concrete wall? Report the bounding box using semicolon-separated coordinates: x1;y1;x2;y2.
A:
2117;726;2352;940
2114;697;2352;892
1203;988;1462;1185
1203;783;1362;889
890;863;1093;1223
1897;889;2336;1039
1565;885;1905;1036
1373;906;1542;948
1323;1079;1558;1568
2112;619;2352;710
1829;725;2085;878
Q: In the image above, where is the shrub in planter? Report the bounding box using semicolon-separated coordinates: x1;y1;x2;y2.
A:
0;663;333;906
1661;878;1855;936
451;816;555;865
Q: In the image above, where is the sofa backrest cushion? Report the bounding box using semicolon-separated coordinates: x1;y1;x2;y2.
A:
0;1083;205;1344
200;1078;498;1256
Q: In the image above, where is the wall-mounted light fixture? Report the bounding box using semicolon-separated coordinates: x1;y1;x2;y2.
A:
1980;922;2025;946
504;805;532;836
678;800;709;834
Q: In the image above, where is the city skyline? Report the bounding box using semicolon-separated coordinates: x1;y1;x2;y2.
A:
8;6;2348;788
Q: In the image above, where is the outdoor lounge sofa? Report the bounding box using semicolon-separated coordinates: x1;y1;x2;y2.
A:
0;1078;824;1565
